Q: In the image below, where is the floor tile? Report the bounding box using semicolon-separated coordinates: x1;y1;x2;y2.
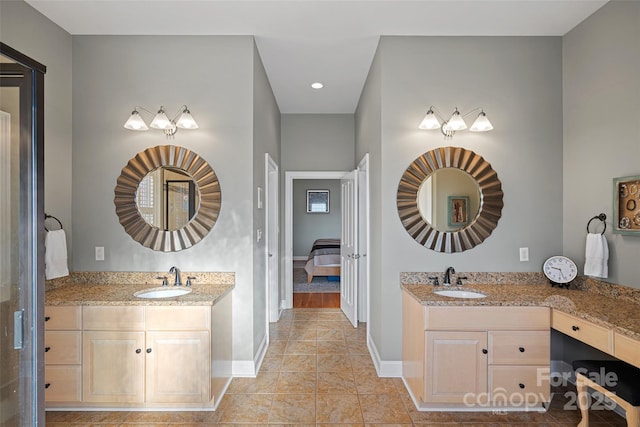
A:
316;393;364;423
276;371;317;394
269;393;316;423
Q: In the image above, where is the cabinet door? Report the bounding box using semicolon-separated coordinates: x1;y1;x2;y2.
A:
425;331;487;404
82;331;145;403
45;365;82;403
145;331;210;403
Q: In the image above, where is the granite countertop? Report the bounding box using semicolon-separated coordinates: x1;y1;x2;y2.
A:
45;282;234;307
402;283;640;341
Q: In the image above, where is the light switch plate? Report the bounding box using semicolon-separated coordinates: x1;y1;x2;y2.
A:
519;247;529;262
95;246;105;261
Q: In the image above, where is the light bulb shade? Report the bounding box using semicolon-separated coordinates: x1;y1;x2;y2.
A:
418;109;441;130
176;108;199;129
470;111;493;132
447;109;467;131
150;107;173;130
124;110;148;131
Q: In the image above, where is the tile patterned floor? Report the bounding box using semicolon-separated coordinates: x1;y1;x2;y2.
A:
46;308;628;426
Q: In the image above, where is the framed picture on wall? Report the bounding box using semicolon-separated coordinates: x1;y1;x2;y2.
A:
307;190;330;213
448;195;470;227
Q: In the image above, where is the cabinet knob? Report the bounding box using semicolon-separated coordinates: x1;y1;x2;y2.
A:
45;347;51;352
45;383;51;389
482;349;488;354
519;383;525;389
135;348;142;354
146;348;152;353
519;347;525;352
572;325;580;331
44;316;50;322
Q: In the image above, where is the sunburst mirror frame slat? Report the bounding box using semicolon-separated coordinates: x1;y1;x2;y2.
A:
397;146;503;253
114;145;221;252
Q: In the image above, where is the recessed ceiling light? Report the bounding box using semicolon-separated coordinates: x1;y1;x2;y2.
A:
311;82;324;89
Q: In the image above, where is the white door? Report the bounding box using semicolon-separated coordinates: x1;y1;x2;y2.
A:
341;170;358;327
265;154;280;322
357;154;369;323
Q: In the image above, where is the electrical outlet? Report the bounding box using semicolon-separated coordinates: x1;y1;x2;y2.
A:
519;247;529;262
95;246;105;261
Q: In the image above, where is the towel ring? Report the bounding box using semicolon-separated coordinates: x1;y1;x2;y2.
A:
586;213;606;235
44;213;63;232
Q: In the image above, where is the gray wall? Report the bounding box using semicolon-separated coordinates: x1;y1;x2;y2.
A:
562;1;640;288
293;179;341;257
71;35;261;364
356;36;564;361
281;114;355;172
252;42;281;355
0;0;73;257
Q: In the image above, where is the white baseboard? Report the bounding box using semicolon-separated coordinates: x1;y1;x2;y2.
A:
293;256;307;261
232;334;268;378
367;334;402;377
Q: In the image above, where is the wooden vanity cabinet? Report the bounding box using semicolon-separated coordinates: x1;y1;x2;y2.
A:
82;306;211;405
44;306;82;403
403;291;550;409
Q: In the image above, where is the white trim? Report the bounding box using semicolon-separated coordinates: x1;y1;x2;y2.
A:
232;333;268;378
265;153;280;323
292;256;307;261
284;170;349;309
367;334;402;378
357;153;370;324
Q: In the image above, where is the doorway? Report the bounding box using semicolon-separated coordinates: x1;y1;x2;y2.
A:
284;171;348;311
0;43;46;427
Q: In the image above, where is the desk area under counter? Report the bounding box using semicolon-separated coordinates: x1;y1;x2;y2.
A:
45;275;234;411
401;277;640;412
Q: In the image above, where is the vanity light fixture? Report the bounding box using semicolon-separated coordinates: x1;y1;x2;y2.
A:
124;105;199;138
419;106;493;138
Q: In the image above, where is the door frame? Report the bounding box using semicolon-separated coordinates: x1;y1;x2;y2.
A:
284;171;349;309
0;42;46;426
265;154;279;323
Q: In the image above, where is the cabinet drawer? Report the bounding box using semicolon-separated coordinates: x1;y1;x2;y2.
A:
614;333;640;368
489;366;550;405
425;306;549;331
45;365;82;403
45;331;81;364
83;306;144;330
146;306;210;331
44;306;81;330
489;331;549;365
551;311;613;354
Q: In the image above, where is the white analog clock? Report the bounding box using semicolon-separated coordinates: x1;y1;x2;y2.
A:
543;256;578;284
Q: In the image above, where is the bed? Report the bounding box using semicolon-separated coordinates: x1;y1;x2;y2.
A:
304;238;341;283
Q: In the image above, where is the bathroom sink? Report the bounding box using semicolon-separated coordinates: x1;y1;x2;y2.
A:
433;289;486;299
134;287;192;299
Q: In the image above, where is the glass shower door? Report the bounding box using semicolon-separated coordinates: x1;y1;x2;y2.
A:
0;48;46;426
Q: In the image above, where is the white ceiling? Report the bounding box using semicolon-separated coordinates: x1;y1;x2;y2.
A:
25;0;608;113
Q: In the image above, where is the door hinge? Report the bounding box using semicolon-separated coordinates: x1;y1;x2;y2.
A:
13;309;24;349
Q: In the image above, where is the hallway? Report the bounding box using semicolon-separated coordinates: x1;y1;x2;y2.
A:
46;308;626;426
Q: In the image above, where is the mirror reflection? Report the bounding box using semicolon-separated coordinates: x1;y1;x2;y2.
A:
136;167;200;231
417;169;480;231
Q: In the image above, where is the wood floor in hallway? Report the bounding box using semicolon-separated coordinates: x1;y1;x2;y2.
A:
46;308;627;426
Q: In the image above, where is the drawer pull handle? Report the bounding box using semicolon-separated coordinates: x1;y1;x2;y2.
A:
44;316;50;322
135;348;142;354
45;347;51;352
519;347;525;352
45;383;51;389
482;349;488;354
146;348;152;353
572;325;580;331
519;383;525;389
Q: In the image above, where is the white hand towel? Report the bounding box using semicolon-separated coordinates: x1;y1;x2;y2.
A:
45;229;69;279
584;232;608;279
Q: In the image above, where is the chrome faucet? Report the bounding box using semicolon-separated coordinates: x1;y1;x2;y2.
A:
169;266;182;286
444;266;456;286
